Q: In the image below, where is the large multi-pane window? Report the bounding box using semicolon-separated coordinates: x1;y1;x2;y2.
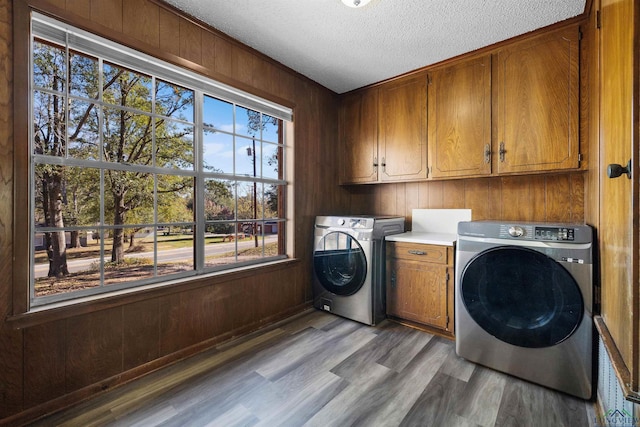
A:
30;15;292;306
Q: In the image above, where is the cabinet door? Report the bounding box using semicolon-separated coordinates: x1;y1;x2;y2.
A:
428;55;492;178
339;89;378;184
495;25;580;173
388;258;448;329
378;76;428;181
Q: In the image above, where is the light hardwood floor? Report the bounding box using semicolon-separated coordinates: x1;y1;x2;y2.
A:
33;310;596;427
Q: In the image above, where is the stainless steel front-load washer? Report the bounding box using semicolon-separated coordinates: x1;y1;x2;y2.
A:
313;216;404;326
455;221;593;399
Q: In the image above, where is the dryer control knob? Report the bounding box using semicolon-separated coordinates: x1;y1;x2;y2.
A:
337;218;345;226
508;226;524;237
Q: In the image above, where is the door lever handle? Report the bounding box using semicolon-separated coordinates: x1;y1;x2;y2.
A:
607;159;631;179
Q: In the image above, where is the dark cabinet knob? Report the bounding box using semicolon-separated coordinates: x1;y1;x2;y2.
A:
607;159;631;179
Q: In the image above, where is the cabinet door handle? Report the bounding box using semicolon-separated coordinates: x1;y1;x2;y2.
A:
373;156;378;168
484;144;491;164
499;142;506;162
408;250;426;255
390;271;396;288
381;157;386;172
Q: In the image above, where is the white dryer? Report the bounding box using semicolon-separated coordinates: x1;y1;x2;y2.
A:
313;216;404;325
456;221;593;399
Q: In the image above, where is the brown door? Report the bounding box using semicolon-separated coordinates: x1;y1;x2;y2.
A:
428;55;492;178
378;76;428;181
339;89;378;184
495;25;580;174
598;0;639;388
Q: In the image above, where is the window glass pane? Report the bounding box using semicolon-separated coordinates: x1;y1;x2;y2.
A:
261;114;280;143
236;105;260;137
104;170;154;225
34;164;101;228
203;95;233;131
157;227;194;275
33;40;66;92
33;229;102;297
156;80;194;122
262;184;283;220
237;232;274;264
69;51;99;99
155;119;194;170
237;181;257;220
203;129;234;173
157;174;194;223
204;222;237;268
68;100;100;160
204;179;235;221
103;62;152;112
104;226;155;285
236;136;260;177
33;90;66;156
103;107;153;165
262;143;280;180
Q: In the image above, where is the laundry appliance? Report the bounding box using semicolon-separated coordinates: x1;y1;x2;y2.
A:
455;221;593;398
313;215;404;325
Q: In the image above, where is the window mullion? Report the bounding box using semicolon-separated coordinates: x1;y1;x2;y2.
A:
152;76;158;277
194;90;205;271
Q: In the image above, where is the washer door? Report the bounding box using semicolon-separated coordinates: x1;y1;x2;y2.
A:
314;231;367;296
460;246;583;348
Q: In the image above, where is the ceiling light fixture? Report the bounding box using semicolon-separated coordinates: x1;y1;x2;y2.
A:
341;0;372;8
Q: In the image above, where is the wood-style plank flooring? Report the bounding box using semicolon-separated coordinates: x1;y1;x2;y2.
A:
33;310;596;427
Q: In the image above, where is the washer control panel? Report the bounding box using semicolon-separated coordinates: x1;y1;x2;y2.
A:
534;226;575;241
460;221;592;245
498;225;576;241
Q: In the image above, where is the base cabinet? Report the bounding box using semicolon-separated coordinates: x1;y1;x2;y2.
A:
386;242;454;334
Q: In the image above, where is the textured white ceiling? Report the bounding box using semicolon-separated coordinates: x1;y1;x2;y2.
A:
164;0;586;94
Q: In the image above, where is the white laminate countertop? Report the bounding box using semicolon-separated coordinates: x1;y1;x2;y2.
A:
385;231;457;246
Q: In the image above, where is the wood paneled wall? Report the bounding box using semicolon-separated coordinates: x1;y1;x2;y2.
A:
347;173;586;227
1;0;350;423
0;0;595;424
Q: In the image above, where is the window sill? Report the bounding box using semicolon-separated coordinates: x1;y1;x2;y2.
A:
594;315;640;404
7;257;300;330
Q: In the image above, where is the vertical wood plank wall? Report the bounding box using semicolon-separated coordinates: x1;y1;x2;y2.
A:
0;0;352;423
347;174;586;228
0;0;594;424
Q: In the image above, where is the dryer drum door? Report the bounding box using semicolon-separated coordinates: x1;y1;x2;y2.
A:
314;231;367;296
460;246;584;348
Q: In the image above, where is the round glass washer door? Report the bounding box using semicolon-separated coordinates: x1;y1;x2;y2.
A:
313;231;367;296
460;246;584;348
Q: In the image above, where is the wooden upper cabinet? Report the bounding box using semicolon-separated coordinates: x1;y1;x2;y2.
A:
340;24;581;184
494;25;580;174
339;89;379;184
427;55;492;178
378;75;428;181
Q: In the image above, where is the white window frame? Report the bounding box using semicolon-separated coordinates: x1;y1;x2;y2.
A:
30;13;293;307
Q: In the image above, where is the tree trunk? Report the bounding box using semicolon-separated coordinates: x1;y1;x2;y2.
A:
112;227;124;263
69;230;81;248
111;193;126;263
129;231;135;248
47;171;69;277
